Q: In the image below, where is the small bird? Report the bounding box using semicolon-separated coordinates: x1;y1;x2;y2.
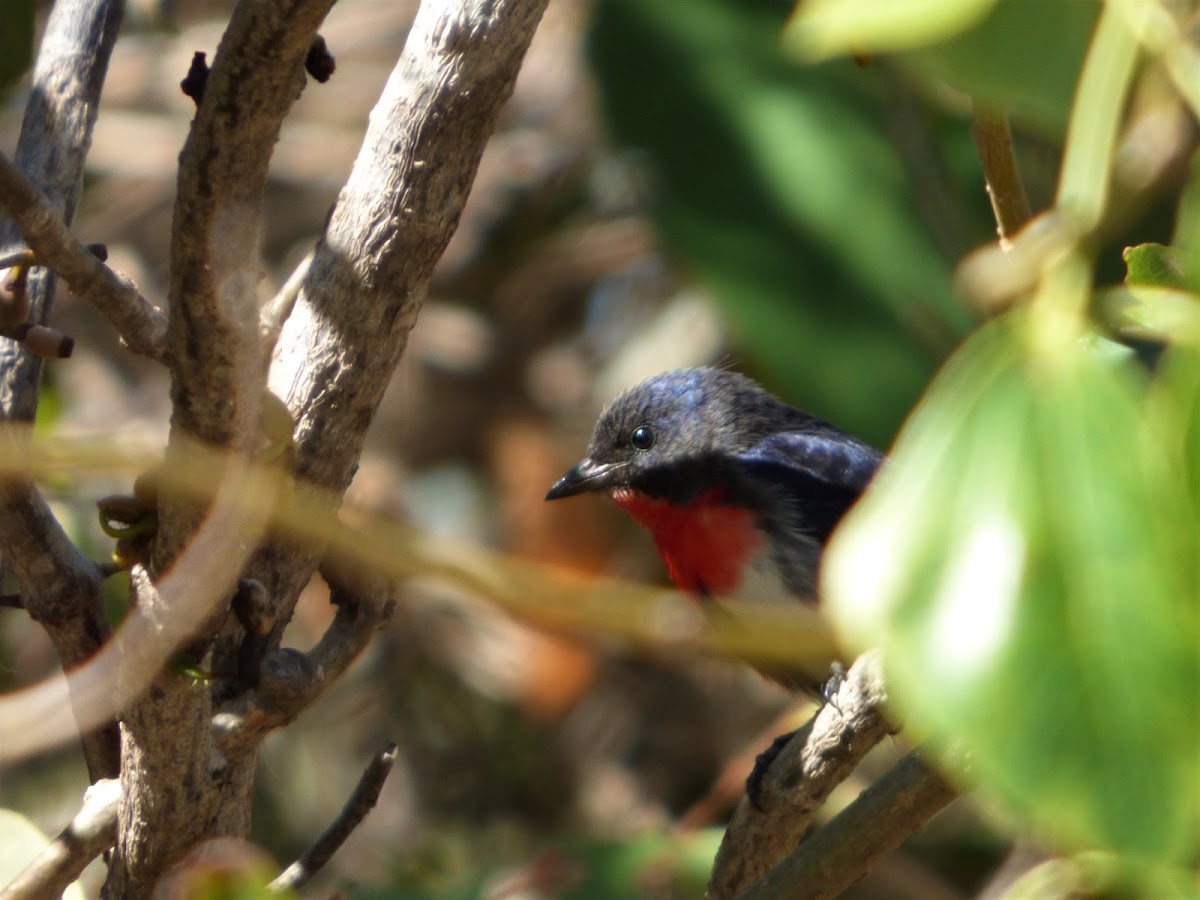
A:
545;367;882;612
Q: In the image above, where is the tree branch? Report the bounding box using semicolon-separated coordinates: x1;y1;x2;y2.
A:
0;779;119;900
0;151;166;361
267;743;398;892
970;107;1033;246
245;0;552;725
0;0;127;784
212;564;395;758
736;751;959;900
707;651;893;899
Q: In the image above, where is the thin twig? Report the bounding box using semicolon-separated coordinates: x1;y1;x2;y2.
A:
970;107;1033;246
0;778;120;900
0;152;167;361
736;751;959;900
259;251;312;361
706;651;893;899
268;743;399;892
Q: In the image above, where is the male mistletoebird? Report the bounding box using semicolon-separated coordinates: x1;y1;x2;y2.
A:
546;367;882;612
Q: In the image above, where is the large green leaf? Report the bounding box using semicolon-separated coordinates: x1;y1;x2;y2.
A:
824;314;1200;865
899;0;1098;137
589;0;977;445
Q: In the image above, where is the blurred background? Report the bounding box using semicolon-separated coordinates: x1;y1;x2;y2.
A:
0;0;1189;896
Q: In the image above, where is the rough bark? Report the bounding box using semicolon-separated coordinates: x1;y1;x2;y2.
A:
0;0;126;784
106;0;551;894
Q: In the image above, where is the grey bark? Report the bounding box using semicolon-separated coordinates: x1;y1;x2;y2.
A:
0;0;126;784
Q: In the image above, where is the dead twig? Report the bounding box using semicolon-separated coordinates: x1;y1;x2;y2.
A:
0;151;167;361
268;743;399;892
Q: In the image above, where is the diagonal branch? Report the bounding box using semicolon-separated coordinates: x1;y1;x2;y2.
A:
0;151;166;361
267;743;399;892
707;651;893;899
736;751;959;900
0;779;120;900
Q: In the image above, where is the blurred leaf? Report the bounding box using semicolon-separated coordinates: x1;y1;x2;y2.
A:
899;0;1098;136
1123;244;1187;290
589;0;976;445
361;830;721;899
1153;346;1200;530
824;314;1200;865
0;809;86;900
0;0;33;90
1171;151;1200;292
783;0;1000;59
1098;285;1200;346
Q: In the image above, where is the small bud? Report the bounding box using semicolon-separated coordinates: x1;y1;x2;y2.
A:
22;324;74;359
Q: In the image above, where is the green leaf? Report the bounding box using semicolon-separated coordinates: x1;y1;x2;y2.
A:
824;314;1200;866
1123;244;1187;290
589;0;976;445
0;0;34;91
899;0;1099;136
783;0;1000;60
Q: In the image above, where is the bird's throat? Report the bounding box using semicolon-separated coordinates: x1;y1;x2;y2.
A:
611;488;764;597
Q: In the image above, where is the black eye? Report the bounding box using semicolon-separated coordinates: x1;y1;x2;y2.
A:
630;425;655;450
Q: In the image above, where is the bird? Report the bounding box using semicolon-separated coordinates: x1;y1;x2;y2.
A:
545;367;882;613
545;367;883;805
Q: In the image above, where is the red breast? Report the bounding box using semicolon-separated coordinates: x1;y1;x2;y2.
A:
611;487;765;597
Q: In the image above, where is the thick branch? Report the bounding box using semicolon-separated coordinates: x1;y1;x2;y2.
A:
707;652;892;900
0;779;119;900
737;751;959;900
268;743;398;892
250;0;552;699
0;152;166;361
0;0;126;784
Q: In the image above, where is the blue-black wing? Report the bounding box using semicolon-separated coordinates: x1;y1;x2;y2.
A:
731;429;883;544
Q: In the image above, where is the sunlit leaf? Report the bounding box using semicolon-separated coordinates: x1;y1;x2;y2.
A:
1123;243;1187;290
824;314;1200;864
783;0;1000;60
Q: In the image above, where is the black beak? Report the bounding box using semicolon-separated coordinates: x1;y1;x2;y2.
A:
545;458;621;501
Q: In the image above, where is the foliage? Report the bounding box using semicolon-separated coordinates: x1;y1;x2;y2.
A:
802;0;1200;889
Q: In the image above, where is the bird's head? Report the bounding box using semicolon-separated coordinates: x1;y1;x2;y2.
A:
545;368;793;504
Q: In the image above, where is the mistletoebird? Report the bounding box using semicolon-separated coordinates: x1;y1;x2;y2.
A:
545;367;882;612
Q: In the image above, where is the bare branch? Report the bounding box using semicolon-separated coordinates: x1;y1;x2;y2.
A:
0;151;167;362
267;743;398;892
0;779;120;900
259;251;312;357
0;478;120;781
213;564;395;758
970;108;1033;246
0;0;127;784
737;751;959;900
0;0;127;418
707;651;893;900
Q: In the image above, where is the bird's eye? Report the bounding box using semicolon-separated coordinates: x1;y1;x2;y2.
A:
630;425;655;450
